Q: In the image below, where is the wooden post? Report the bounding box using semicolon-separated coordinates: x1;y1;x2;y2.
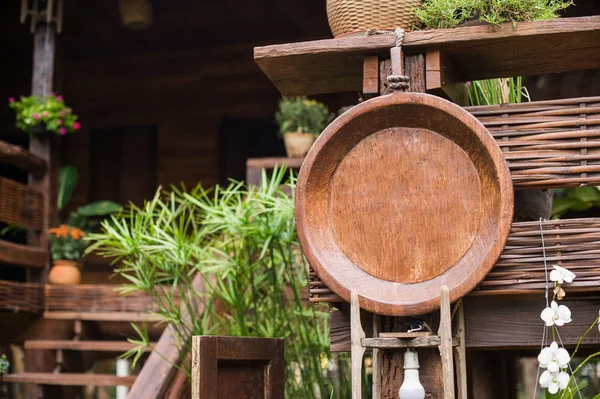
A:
29;23;59;276
25;22;62;399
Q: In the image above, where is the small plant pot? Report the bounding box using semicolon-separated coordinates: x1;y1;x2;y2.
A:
48;260;81;285
283;132;316;158
29;123;49;137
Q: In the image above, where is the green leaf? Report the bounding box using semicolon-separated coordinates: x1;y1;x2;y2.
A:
77;201;122;217
58;166;78;211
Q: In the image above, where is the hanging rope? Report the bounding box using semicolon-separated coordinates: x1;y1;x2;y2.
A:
387;28;410;92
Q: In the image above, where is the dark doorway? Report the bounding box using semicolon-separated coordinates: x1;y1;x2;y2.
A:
218;118;284;185
90;125;157;206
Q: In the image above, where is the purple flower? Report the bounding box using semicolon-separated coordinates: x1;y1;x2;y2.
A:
73;122;81;131
8;97;14;103
33;113;40;120
56;95;64;102
59;127;67;135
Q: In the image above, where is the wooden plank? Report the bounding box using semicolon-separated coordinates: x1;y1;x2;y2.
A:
254;16;600;96
438;286;454;399
0;240;47;268
128;274;205;399
329;294;600;351
362;55;379;95
425;50;468;106
246;157;304;186
453;304;468;399
192;336;285;399
42;311;161;322
246;157;304;170
24;340;155;352
0;141;47;176
4;372;136;387
362;336;450;349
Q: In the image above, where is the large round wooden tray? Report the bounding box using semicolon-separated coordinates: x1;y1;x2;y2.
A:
296;92;513;316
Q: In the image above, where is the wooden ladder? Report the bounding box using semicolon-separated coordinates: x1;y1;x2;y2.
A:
4;317;156;391
350;286;468;399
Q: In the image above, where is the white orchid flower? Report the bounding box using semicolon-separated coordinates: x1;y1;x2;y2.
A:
550;265;576;284
539;370;570;394
538;342;570;373
541;301;572;326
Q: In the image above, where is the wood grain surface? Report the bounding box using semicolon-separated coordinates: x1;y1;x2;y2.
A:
296;91;513;316
254;16;600;96
330;128;482;283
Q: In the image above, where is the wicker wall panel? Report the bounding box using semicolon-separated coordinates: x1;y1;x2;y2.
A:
0;177;44;231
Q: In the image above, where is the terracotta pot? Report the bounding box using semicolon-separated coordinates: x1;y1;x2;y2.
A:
48;260;81;285
283;132;316;158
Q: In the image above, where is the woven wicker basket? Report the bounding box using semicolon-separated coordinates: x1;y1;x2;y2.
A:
326;0;422;37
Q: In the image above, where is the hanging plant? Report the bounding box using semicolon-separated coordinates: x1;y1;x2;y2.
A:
8;93;81;136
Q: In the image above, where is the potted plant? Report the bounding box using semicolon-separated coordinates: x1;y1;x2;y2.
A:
275;97;332;158
413;0;573;29
8;93;81;137
47;224;88;285
0;355;9;399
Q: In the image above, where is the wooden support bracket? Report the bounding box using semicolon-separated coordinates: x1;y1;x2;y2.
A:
350;292;366;399
454;303;468;399
363;56;379;97
438;286;455;399
426;50;468;106
351;286;462;399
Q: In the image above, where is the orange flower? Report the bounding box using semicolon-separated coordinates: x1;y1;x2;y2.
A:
70;227;86;240
48;224;85;239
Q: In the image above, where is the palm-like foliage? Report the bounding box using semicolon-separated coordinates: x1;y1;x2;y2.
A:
88;167;350;398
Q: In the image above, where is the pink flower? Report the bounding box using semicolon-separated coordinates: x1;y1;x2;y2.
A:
8;98;14;103
49;92;56;97
57;119;62;125
73;121;81;131
56;95;63;101
42;111;49;117
33;113;40;120
59;127;67;135
60;111;65;116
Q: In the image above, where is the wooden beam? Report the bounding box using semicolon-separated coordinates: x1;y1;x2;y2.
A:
329;294;600;352
24;340;156;352
0;240;47;268
425;50;468;106
254;16;600;96
4;372;136;387
42;311;161;322
0;141;47;177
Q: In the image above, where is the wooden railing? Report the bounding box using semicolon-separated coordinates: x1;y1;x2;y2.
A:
127;274;205;398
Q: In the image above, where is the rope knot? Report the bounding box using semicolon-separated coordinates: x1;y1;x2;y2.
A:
387;75;410;92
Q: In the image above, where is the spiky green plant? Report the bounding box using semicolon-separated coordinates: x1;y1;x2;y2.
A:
468;77;529;106
414;0;573;30
88;167;352;398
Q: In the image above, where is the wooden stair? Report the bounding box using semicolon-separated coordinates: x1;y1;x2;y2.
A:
24;339;155;352
4;372;136;387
